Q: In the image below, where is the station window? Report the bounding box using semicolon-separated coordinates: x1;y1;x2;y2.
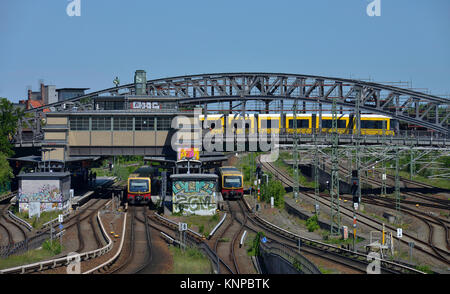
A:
321;119;346;128
156;117;172;130
69;116;89;131
288;119;309;128
135;117;155;131
113;116;133;131
91;116;111;131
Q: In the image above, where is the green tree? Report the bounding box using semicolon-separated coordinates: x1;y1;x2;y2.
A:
0;153;13;188
0;98;24;156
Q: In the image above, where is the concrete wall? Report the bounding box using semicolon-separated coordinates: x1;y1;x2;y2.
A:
46;116;68;125
18;174;71;213
44;132;66;140
42;147;65;161
258;252;301;274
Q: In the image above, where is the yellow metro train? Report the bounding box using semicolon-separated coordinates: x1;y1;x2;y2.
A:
200;113;394;135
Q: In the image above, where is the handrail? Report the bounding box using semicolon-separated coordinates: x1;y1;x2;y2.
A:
0;201;115;274
83;211;127;274
7;210;33;231
208;213;227;239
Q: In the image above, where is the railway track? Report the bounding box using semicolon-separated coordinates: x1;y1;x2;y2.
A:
147;211;232;274
260;157;450;268
105;206;153;274
0;203;27;247
334;162;450;256
234;198;398;274
212;200;248;274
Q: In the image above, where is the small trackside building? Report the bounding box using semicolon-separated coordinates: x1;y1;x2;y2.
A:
171;174;218;216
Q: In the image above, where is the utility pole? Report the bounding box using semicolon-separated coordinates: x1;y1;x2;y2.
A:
353;85;362;249
395;145;401;224
330;94;340;237
313;123;319;215
293;98;300;201
381;121;387;197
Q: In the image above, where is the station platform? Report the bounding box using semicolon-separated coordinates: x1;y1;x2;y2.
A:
71;176;116;209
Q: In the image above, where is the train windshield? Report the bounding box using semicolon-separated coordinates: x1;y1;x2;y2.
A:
224;176;242;188
129;179;149;192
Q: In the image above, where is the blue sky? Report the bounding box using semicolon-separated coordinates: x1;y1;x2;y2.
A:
0;0;449;102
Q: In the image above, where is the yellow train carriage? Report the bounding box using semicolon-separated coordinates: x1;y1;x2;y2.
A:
358;115;394;135
199;114;225;134
258;114;281;134
227;114;256;134
315;114;350;134
286;114;313;134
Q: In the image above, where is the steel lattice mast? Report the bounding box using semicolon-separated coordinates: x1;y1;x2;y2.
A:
293;99;300;201
330;94;341;236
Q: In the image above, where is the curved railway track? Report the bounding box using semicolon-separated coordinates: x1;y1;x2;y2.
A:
260;158;450;267
0;204;27;247
234;198;395;274
106;206;152;274
147;211;233;274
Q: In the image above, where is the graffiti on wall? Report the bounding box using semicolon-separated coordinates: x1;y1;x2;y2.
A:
18;184;63;203
18;181;68;214
172;180;217;215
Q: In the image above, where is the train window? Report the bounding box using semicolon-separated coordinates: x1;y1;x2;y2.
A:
261;119;279;129
113;116;133;131
129;179;149;192
69;116;89;131
288;119;309;128
91;116;111;131
321;119;346;128
135;117;155;131
361;120;383;129
223;176;242;188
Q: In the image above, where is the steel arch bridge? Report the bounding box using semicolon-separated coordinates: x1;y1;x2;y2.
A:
17;72;450;142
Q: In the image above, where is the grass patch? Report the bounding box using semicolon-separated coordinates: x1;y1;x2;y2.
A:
173;214;222;238
274;151;315;189
168;246;212;274
0;239;63;270
415;264;433;274
318;265;336;274
9;206;61;230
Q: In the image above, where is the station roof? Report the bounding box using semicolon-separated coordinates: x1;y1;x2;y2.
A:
17;171;71;178
9;155;100;163
56;88;90;91
170;173;218;180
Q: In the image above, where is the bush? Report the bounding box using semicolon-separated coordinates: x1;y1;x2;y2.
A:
42;239;62;255
306;215;320;232
260;179;285;208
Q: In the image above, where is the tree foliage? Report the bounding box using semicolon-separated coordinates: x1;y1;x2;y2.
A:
0;97;23;187
260;178;285;208
0;97;24;156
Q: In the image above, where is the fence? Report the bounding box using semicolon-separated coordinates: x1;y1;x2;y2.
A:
0;231;50;259
259;241;321;274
